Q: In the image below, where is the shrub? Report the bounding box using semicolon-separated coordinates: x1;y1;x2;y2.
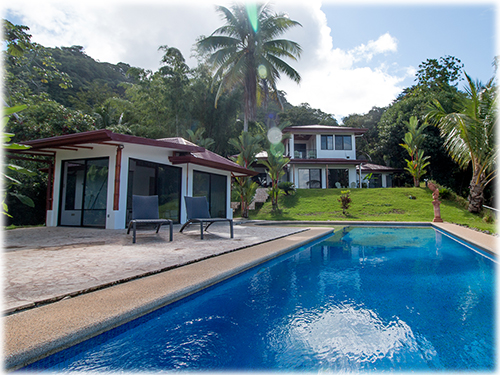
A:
338;190;352;216
438;187;454;200
278;181;296;195
483;213;495;224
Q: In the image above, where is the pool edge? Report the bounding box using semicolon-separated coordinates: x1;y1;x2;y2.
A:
3;227;334;371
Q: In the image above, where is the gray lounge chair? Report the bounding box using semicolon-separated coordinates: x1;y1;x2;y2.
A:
179;196;233;240
127;195;173;243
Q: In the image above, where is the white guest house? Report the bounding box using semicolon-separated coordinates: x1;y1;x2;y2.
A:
10;130;256;229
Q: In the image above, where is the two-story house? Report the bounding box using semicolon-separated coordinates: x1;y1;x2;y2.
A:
254;125;401;189
282;125;367;189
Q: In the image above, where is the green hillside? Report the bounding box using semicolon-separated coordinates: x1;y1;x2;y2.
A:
248;188;497;234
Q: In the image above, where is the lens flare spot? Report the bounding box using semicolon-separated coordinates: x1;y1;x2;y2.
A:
258;65;267;79
270;142;285;156
246;3;259;32
267;127;282;144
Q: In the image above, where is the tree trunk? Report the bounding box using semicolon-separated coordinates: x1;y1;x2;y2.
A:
243;58;257;132
468;170;485;213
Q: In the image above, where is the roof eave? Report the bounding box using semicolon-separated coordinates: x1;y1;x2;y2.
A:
21;129;205;153
283;126;368;135
289;158;363;165
169;155;258;176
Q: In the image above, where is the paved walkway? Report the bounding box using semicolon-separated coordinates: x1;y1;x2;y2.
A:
3;223;308;314
4;226;334;370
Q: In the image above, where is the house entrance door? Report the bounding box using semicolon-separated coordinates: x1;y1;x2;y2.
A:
59;158;109;227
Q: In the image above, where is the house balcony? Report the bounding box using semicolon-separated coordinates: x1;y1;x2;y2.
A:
293;148;317;159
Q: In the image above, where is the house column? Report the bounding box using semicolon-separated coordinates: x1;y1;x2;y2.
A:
290;134;294;158
113;144;124;210
358;163;362;188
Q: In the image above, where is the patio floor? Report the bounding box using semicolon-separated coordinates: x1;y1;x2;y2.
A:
3;223;312;314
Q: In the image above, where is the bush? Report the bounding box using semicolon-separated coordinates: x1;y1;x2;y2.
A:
438;187;454;200
483;213;495;224
278;181;296;196
338;190;352;216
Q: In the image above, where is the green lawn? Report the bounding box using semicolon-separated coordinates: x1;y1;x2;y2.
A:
247;187;497;234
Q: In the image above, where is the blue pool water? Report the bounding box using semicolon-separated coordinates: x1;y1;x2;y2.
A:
24;226;495;372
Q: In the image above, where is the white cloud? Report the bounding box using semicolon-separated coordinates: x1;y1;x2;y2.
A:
4;0;412;120
351;33;399;62
278;4;409;120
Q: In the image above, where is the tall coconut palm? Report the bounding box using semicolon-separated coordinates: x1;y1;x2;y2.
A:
197;3;302;132
427;73;497;213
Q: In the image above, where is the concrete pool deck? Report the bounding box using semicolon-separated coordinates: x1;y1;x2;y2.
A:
3;221;496;370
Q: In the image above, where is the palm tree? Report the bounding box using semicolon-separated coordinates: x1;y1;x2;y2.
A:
259;150;289;211
427;73;497;213
399;116;431;187
197;3;302;132
229;132;263;218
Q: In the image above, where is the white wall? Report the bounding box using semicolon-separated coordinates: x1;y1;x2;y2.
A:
315;134;356;160
49;142;239;229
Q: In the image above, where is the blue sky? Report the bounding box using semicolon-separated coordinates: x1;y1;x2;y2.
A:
323;4;496;88
3;1;497;121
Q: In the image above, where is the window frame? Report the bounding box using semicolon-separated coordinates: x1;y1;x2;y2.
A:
335;135;352;150
320;135;334;150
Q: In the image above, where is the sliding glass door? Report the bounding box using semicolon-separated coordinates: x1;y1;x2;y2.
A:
127;159;182;224
192;171;227;218
59;158;109;227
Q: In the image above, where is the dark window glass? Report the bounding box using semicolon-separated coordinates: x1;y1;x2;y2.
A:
298;168;322;189
328;169;349;188
321;135;333;150
60;158;108;228
127;159;182;224
335;135;352;150
369;173;382;188
193;171;227;218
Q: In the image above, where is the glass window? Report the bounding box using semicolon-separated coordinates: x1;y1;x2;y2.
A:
193;171;227;218
321;135;333;150
294;143;307;159
298;168;322;189
60;158;109;228
127;159;182;224
328;169;349;189
369;173;382;188
83;158;109;227
335;135;352;150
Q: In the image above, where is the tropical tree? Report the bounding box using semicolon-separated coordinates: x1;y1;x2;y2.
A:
427;73;497;213
185;127;215;150
399;116;431;187
229;131;263;218
158;45;191;136
197;3;302;132
2;105;35;218
259;149;289;211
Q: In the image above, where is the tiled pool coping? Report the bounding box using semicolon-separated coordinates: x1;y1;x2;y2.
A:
3;223;496;371
250;221;497;255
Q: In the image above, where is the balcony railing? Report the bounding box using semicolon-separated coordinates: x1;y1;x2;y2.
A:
294;148;317;159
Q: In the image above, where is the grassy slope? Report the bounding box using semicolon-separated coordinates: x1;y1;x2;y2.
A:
248;188;497;234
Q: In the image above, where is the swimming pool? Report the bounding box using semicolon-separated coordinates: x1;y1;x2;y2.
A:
24;226;495;371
